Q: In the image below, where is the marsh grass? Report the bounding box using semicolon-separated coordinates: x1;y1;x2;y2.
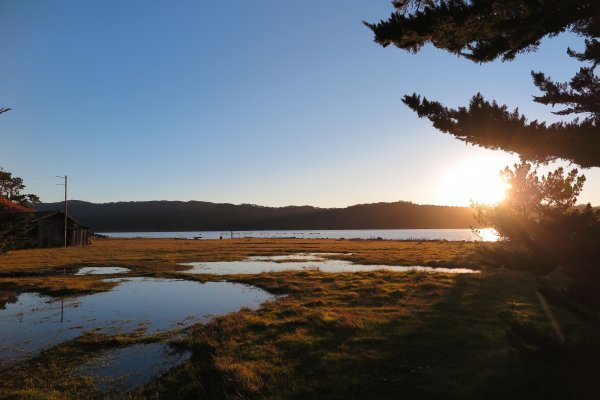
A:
0;237;483;271
0;239;593;399
0;238;483;296
133;269;584;399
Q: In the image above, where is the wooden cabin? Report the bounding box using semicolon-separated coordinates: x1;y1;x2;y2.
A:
31;211;92;247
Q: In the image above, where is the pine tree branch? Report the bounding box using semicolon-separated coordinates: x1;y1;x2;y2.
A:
568;39;600;66
403;93;600;167
532;68;600;118
366;0;597;63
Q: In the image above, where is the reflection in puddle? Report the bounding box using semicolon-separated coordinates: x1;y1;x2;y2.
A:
76;343;190;392
75;267;131;275
0;278;274;366
182;253;479;275
0;291;18;310
252;253;347;262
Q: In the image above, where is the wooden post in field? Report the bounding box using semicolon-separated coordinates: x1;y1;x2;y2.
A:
56;175;68;248
63;175;67;248
56;175;68;275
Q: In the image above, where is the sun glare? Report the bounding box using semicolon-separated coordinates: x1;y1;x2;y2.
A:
436;156;509;207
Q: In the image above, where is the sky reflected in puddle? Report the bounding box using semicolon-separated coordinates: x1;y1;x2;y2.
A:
0;278;274;366
76;342;190;392
75;266;131;275
182;253;479;275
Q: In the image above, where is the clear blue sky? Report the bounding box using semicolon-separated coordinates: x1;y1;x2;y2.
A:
1;1;598;207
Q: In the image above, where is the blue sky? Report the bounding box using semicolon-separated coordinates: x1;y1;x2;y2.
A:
1;1;598;207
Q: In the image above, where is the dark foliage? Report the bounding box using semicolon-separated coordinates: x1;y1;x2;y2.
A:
36;200;478;232
0;169;40;207
476;162;600;327
0;206;34;253
0;168;38;253
366;0;598;62
367;0;600;167
403;92;600;167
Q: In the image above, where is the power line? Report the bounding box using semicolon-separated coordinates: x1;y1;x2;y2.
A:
20;176;60;180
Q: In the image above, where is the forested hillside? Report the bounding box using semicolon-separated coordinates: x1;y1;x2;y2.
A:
36;200;479;232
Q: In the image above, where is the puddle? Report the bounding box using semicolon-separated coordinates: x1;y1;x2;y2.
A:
182;253;479;275
0;291;18;310
76;342;190;392
0;277;274;366
252;253;347;262
75;267;131;275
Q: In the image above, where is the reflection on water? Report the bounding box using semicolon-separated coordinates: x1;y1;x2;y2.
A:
75;266;131;275
0;291;18;310
473;228;500;242
254;253;346;262
0;278;274;366
76;342;190;392
183;253;479;275
101;228;500;241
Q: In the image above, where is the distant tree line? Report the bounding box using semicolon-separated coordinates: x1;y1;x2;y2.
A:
36;200;480;232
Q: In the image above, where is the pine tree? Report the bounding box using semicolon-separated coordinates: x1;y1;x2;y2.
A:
366;0;599;167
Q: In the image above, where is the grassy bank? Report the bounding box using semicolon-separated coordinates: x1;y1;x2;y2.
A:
0;239;592;399
0;238;483;295
0;237;484;271
136;269;585;400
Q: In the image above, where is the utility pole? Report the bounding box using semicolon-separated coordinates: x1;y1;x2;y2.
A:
56;175;67;248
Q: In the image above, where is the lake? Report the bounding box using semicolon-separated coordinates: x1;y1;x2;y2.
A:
100;228;499;241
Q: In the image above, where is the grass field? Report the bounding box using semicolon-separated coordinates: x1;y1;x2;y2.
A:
0;239;593;399
0;238;483;295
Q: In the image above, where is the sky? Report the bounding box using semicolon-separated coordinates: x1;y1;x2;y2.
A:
1;1;598;207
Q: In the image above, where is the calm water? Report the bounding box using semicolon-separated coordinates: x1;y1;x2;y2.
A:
0;277;275;366
101;228;499;241
75;266;131;275
76;342;191;392
182;253;479;275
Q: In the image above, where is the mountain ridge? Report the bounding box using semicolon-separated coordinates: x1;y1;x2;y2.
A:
36;200;480;232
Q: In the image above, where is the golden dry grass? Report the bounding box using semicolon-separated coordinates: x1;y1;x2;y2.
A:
0;238;592;399
0;238;485;296
0;237;484;272
0;239;481;296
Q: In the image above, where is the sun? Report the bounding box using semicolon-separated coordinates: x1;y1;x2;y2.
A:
435;156;509;207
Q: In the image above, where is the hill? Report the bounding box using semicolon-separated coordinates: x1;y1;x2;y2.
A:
36;200;479;232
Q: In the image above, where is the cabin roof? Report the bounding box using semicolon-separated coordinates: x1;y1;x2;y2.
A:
31;210;88;228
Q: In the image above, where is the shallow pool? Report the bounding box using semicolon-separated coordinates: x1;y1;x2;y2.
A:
76;342;191;392
75;266;131;275
182;253;479;275
0;277;275;366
